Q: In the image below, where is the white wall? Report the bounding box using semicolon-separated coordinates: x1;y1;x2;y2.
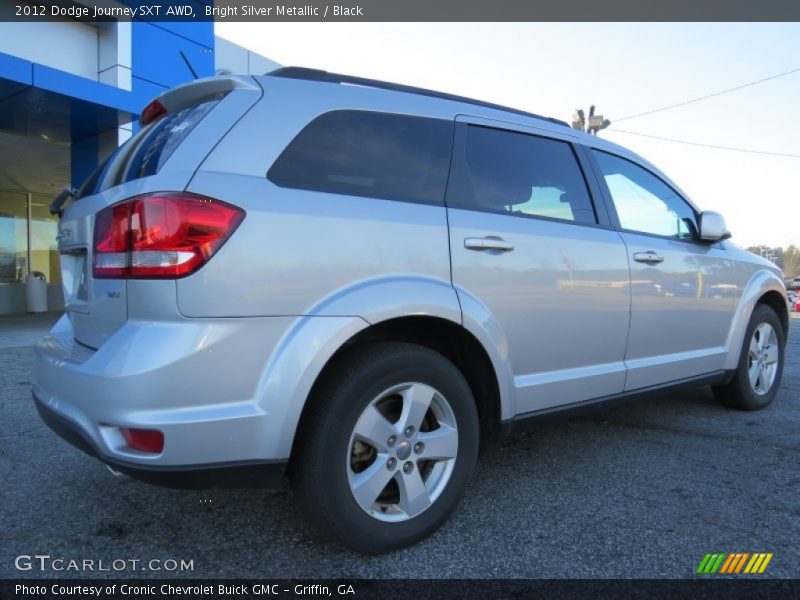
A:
215;37;281;76
0;3;132;91
97;22;132;91
0;19;99;81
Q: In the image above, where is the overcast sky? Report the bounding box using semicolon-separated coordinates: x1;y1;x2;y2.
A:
217;22;800;250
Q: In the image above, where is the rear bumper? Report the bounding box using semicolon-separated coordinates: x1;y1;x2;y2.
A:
33;312;367;479
32;313;301;469
34;390;287;489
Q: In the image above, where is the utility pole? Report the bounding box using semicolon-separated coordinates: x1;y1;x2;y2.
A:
572;105;610;135
759;246;779;265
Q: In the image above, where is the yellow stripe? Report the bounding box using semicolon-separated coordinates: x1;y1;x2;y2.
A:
744;554;761;574
720;554;736;574
758;553;773;573
752;554;767;573
734;553;749;573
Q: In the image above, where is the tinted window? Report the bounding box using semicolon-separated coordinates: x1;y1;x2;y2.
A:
593;151;697;240
75;150;116;200
121;99;220;183
268;110;453;204
446;125;596;224
70;98;221;202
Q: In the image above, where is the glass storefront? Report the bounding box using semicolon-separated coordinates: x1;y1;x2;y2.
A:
0;190;27;283
0;189;61;285
30;196;61;284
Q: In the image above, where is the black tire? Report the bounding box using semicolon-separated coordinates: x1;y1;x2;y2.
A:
290;342;479;554
713;304;785;411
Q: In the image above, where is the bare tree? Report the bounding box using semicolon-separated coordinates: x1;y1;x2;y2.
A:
782;245;800;281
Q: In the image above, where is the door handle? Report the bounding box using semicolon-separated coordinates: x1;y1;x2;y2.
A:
464;237;515;252
633;251;665;264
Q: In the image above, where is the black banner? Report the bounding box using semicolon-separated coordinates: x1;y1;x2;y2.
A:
2;0;800;22
3;579;800;600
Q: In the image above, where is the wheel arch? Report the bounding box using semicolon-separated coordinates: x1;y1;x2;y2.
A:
261;276;515;462
723;269;789;370
756;290;789;336
289;315;508;468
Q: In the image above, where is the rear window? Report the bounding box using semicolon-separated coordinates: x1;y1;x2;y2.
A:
75;99;221;199
75;148;119;200
267;110;454;204
118;99;219;184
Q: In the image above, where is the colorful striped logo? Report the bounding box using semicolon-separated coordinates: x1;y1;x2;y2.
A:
696;552;773;574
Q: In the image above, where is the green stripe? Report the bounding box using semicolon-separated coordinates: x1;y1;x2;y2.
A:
710;553;726;573
696;554;713;574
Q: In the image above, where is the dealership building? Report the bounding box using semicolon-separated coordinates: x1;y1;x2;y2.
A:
0;3;278;313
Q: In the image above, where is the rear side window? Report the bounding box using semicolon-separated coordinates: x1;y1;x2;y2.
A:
446;125;597;225
268;110;453;204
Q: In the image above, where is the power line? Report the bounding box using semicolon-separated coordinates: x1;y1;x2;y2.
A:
614;66;800;122
608;128;800;158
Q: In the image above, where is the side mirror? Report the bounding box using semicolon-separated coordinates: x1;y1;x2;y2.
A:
699;211;731;242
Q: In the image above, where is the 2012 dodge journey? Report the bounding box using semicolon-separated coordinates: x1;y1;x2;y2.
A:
33;67;789;553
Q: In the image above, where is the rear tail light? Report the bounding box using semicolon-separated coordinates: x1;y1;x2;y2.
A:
93;193;244;279
140;99;168;125
120;428;164;454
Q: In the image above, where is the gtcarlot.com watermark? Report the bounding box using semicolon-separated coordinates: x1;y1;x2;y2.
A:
14;554;194;573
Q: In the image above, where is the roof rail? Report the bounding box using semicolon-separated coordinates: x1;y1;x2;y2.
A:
266;66;569;128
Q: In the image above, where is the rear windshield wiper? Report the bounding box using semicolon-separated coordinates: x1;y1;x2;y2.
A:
50;186;76;219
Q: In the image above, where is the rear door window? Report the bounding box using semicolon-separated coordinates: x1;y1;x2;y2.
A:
446;125;597;225
268;110;454;204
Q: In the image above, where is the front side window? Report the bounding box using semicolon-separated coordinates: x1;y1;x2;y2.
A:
593;151;697;240
268;110;453;204
446;125;597;225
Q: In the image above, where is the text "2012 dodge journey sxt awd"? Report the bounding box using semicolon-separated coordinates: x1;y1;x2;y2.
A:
34;67;789;553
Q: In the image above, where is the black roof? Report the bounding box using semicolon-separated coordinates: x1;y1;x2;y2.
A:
267;66;569;128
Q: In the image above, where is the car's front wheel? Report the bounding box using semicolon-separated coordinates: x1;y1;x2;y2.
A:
291;342;479;553
713;304;785;411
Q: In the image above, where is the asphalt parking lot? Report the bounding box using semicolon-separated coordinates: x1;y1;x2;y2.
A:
1;313;798;579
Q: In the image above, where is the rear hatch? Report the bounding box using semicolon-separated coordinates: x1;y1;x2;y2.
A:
57;76;262;348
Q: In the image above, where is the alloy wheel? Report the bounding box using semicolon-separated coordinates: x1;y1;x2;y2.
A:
346;382;458;522
747;322;779;395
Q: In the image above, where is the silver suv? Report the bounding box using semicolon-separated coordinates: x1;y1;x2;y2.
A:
34;68;789;553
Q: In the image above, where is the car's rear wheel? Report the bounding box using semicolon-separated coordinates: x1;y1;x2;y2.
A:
291;342;479;553
713;304;785;411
